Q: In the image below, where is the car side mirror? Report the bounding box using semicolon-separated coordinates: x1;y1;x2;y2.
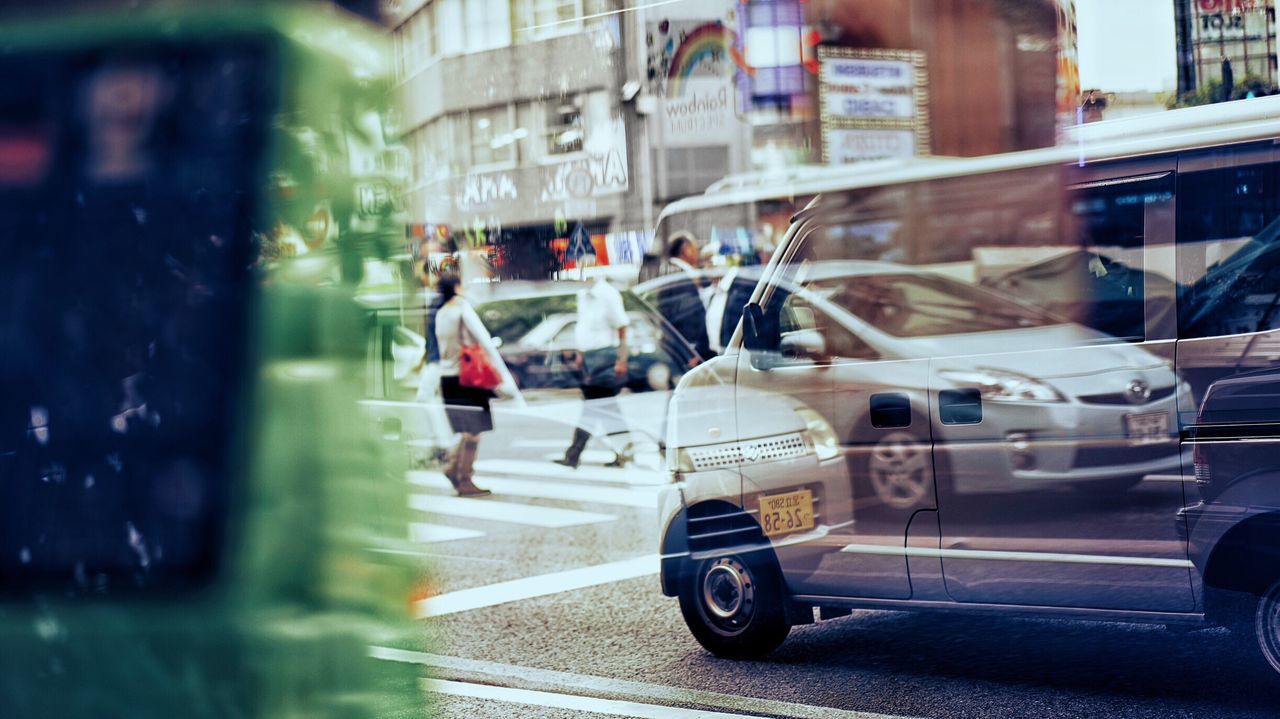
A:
742;302;773;353
780;329;826;360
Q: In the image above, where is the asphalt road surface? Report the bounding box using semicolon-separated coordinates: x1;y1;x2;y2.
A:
373;390;1280;718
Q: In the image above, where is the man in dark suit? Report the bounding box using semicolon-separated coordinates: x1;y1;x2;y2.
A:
654;233;712;364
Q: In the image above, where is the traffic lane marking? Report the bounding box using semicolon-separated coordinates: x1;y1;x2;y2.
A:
414;554;657;618
427;679;798;719
409;470;661;509
369;647;921;719
410;493;617;528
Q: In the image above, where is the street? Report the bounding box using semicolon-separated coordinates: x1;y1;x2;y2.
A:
372;391;1280;719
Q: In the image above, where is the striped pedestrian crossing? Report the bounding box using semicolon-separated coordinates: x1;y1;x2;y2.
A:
410;522;485;543
409;493;617;528
408;471;660;509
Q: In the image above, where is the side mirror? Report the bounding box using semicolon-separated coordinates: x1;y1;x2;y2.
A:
780;329;826;360
742;302;772;353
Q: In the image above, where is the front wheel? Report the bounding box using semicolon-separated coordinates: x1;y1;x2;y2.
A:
677;553;791;659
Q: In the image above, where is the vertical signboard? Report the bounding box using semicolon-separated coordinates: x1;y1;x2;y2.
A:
818;47;929;164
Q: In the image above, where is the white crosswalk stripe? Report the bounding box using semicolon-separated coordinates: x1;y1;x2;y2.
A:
475;458;668;486
410;522;485;543
410;493;617;528
408;471;661;509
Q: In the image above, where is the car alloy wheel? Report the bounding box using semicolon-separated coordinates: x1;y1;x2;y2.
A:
868;431;931;510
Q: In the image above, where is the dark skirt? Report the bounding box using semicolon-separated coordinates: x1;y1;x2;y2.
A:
440;375;495;434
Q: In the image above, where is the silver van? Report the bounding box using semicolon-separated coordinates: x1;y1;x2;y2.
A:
658;97;1280;676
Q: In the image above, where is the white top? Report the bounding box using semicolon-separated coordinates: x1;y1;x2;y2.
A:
573;279;630;352
434;299;518;395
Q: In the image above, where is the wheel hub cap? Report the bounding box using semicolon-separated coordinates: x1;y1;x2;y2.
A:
703;559;752;620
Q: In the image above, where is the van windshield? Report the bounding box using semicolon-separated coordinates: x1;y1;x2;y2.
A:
0;44;271;593
809;273;1057;338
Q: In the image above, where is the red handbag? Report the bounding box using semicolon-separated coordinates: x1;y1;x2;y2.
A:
458;314;502;390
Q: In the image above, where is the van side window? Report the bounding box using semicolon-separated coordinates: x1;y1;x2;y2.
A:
777;290;878;363
1178;161;1280;339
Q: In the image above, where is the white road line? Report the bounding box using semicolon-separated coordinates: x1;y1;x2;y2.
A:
410;494;616;528
427;679;793;719
408;471;661;509
477;458;668;486
369;647;919;719
410;522;485;543
512;439;577;448
415;554;657;618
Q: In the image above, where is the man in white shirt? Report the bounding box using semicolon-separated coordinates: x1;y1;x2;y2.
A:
555;271;630;468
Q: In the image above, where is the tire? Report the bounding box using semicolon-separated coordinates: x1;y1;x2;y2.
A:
677;552;791;659
1251;578;1280;677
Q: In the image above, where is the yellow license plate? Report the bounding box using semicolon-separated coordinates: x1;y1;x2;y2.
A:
757;489;815;537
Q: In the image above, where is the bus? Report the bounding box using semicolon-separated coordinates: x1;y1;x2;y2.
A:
0;4;423;717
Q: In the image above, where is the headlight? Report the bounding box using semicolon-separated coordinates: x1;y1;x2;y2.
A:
938;368;1065;403
796;408;840;461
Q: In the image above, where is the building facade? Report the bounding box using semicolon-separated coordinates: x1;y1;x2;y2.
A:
388;0;1069;276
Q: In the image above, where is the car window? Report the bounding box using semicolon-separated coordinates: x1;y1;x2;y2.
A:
810;274;1053;338
549;320;578;350
773;288;878;362
1179;158;1280;338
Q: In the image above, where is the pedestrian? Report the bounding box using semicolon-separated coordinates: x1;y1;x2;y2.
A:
413;262;458;466
1080;89;1106;123
433;273;520;496
1222;56;1235;103
658;233;712;363
556;258;631;469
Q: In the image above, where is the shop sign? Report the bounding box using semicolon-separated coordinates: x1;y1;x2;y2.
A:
818;47;929;165
825;129;916;163
1193;0;1269;37
655;77;738;147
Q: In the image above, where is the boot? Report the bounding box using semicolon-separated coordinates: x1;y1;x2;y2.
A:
453;437;490;497
441;442;461;485
554;427;591;469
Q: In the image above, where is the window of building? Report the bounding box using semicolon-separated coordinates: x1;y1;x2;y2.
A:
515;0;584;41
465;0;512;53
447;113;470;173
545;99;584;155
516;102;541;163
470;106;515;167
398;2;439;77
438;0;465;56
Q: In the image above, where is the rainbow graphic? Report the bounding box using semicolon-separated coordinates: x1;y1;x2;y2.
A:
665;22;754;97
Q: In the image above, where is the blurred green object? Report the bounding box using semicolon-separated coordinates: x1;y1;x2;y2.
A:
0;3;424;717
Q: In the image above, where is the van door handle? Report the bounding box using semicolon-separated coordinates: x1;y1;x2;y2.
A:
869;393;912;428
939;389;983;425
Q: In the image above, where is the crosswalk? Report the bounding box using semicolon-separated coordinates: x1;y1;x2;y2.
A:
403;462;665;547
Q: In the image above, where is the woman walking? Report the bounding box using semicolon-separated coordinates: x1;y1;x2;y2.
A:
433;274;520;496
